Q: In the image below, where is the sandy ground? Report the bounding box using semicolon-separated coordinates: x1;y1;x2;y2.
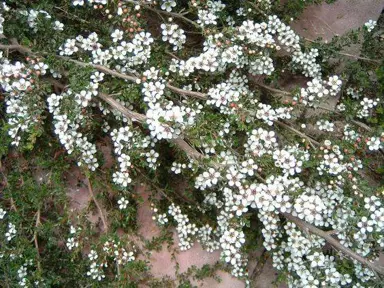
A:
136;184;245;287
290;0;384;42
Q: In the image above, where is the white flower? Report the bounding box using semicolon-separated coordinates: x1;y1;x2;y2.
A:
5;223;17;241
161;0;176;12
118;197;129;210
364;20;377;32
66;237;79;250
111;29;123;42
53;20;64;31
72;0;84;6
0;208;6;219
88;250;98;261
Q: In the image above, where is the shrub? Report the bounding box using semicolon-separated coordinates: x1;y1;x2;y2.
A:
0;0;383;287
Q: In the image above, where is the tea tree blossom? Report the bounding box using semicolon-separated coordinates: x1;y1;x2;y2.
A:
161;0;176;12
0;208;6;219
5;222;16;241
364;20;377;32
118;197;129;210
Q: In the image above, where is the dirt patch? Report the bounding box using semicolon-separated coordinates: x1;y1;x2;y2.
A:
135;183;245;287
290;0;384;42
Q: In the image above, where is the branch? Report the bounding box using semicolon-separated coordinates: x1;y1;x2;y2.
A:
49;78;207;163
249;248;269;285
0;36;207;101
123;0;201;29
86;177;109;233
336;52;380;64
34;209;42;273
282;212;384;276
97;92;146;123
59;55;208;100
275;120;320;149
302;38;381;64
0;38;33;55
10;198;18;212
255;83;376;134
255;82;292;96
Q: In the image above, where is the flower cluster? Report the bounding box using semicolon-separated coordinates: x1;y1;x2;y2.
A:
317;141;347;176
5;222;17;241
292;48;321;78
0;58;49;146
249;55;275;75
197;0;225;27
366;136;383;151
296;76;342;106
151;204;169;226
52;112;99;171
273;146;309;176
17;260;34;287
357;97;379;118
161;22;186;50
85;240;136;282
171;162;187;174
316;119;334;132
255;103;292;126
111;126;134;187
73;0;107;7
66;225;81;250
60;30;153;69
103;239;136;265
86;255;106;281
346;86;363;99
168;203;198;250
364;20;377;32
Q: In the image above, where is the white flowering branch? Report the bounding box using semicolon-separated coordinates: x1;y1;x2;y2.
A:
59;55;208;100
282;212;384;276
255;81;379;133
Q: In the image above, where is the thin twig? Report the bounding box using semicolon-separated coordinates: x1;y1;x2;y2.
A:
275;120;319;149
256;82;292;96
53;6;90;24
34;209;42;273
10;198;18;212
336;52;380;64
316;105;373;132
86;177;109;233
250;248;269;287
123;0;200;29
303;38;380;64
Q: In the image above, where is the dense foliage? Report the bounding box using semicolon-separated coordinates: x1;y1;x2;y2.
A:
0;0;383;287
